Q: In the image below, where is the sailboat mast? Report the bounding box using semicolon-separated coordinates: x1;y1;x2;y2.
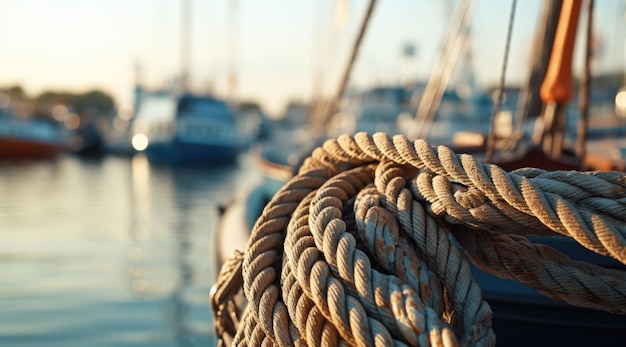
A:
228;0;240;104
181;0;192;92
311;0;377;134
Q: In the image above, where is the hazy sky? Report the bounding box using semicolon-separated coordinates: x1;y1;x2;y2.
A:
0;0;624;116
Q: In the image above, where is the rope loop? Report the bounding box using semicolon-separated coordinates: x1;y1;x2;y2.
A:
212;132;626;346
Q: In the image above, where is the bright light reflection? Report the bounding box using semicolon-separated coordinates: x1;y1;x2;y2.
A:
129;155;151;295
132;133;149;151
131;153;151;236
615;90;626;110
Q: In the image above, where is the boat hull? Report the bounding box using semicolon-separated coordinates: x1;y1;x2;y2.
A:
144;139;238;165
476;270;626;345
0;137;62;160
472;236;626;345
485;294;626;346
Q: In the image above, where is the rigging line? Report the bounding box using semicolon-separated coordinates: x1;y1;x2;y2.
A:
312;0;378;135
485;0;517;163
576;0;593;161
408;0;468;140
408;0;476;141
416;12;472;140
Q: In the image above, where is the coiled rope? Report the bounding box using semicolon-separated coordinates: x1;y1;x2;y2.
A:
211;132;626;346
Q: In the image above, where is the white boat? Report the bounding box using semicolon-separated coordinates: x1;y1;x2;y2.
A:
130;90;242;165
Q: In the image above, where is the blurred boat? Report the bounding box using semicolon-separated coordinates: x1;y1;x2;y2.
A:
127;0;243;165
0;110;65;160
130;89;242;165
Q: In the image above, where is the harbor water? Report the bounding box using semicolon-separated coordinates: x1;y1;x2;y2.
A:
0;152;259;347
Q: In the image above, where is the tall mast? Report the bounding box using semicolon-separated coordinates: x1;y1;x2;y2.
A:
228;0;240;104
181;0;192;92
310;0;377;134
538;0;582;159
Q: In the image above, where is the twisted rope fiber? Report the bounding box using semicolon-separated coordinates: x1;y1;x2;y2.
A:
369;160;492;343
327;133;626;263
286;165;479;346
212;132;626;346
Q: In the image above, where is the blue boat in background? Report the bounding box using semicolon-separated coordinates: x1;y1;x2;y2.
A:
130;88;241;165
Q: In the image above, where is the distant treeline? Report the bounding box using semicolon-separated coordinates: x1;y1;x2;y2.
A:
0;85;115;117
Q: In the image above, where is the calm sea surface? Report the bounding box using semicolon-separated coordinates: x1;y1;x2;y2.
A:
0;152;259;347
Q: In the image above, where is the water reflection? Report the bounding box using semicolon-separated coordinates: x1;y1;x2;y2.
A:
0;153;256;346
128;154;151;296
126;154;255;346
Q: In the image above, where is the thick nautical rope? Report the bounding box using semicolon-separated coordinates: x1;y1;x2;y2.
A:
212;132;626;346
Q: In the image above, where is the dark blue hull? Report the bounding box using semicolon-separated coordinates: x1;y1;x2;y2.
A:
485;293;626;346
144;140;238;165
473;236;626;346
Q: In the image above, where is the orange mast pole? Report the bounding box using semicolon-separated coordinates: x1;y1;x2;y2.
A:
540;0;582;104
538;0;582;158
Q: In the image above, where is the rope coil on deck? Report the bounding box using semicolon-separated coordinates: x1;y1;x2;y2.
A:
211;132;626;346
